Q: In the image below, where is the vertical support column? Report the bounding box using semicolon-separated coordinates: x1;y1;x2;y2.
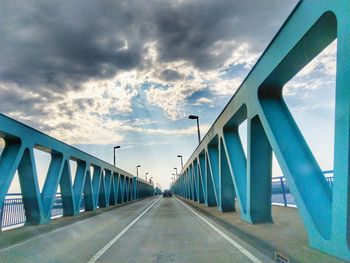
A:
205;151;217;206
189;164;195;201
182;172;184;197
41;152;64;221
192;162;198;202
180;175;183;197
60;159;75;216
124;177;129;202
222;124;247;217
198;154;205;203
109;173;116;205
104;170;112;207
97;169;106;208
219;138;235;212
113;173;119;204
133;177;137;200
116;174;122;204
0;139;24;211
92;166;101;209
186;171;190;199
184;170;188;199
244;116;272;223
129;179;133;200
17;148;45;224
73;161;87;214
119;174;125;203
329;15;350;259
83;169;94;211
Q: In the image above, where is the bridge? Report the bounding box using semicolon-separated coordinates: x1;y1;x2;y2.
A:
0;0;349;262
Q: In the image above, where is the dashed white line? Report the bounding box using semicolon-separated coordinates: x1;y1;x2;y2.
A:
87;197;161;263
175;197;263;263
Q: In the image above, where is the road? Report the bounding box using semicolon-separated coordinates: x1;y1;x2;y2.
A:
0;196;272;263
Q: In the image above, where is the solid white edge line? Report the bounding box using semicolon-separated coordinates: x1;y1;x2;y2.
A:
175;197;263;263
87;197;161;263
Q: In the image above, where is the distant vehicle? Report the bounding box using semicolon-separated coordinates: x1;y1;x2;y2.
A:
163;189;172;197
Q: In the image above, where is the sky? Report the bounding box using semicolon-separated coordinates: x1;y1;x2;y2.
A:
0;0;337;192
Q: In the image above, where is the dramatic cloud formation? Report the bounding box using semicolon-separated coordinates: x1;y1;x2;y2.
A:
1;0;338;189
0;0;298;143
8;0;342;190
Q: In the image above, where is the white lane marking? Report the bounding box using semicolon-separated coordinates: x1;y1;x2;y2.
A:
87;197;161;263
0;198;154;252
175;197;263;263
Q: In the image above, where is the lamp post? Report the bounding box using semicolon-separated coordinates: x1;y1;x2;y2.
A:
174;168;178;178
145;172;149;181
136;165;141;178
188;115;201;144
177;155;183;170
113;146;121;166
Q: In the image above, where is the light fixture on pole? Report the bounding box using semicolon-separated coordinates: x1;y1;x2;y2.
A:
136;165;141;178
177;155;183;169
188;115;201;144
145;172;149;181
174;168;178;178
113;145;121;166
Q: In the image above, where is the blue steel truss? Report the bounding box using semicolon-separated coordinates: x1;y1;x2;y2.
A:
172;0;350;260
0;114;154;226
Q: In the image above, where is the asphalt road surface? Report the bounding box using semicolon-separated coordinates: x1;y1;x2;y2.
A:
0;196;273;263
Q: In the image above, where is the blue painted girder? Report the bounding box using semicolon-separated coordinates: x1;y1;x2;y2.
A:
0;114;154;226
172;0;350;260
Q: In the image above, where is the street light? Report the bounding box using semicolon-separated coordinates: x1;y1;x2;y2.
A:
177;155;183;169
145;172;149;181
174;168;178;178
113;146;121;166
136;165;141;178
188;115;201;144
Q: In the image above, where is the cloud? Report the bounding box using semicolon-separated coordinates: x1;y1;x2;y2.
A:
0;0;299;142
193;97;214;107
128;124;211;137
284;40;337;97
145;71;206;120
0;0;297;89
160;69;183;82
153;0;296;69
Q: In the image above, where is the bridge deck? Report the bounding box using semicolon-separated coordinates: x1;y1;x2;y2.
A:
0;196;272;262
179;197;345;263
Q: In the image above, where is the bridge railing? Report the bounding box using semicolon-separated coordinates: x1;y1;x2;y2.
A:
0;193;89;230
271;172;334;207
172;1;350;260
0;114;154;227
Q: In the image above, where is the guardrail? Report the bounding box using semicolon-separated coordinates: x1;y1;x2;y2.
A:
0;114;154;228
172;0;350;260
271;173;334;207
0;193;76;230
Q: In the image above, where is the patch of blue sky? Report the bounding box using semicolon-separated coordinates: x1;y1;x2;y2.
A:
187;88;210;103
219;63;249;80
